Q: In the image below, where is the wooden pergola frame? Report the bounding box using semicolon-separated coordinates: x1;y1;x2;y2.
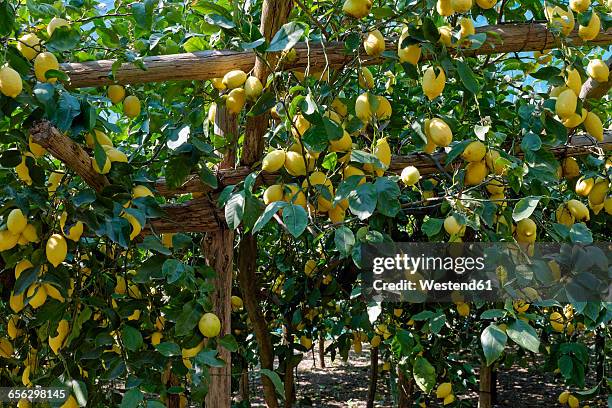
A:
25;11;612;407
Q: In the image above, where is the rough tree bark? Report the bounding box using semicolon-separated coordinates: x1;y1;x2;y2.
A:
397;367;413;408
203;105;238;408
479;364;493;408
318;331;325;368
366;347;378;408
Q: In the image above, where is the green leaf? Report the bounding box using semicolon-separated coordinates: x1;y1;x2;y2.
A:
121;389;144;408
322;117;343;141
0;149;22;167
521;133;542;151
55;92;82;132
480;309;507;319
512;196;540;221
350;150;384;168
138;235;172;255
282;204;308;238
421;217;444;237
224;192;245;230
529;66;561;80
121;325;143;351
0;1;15;35
456;60;481;94
413;356;436;393
301;125;329;153
422;18;440;42
253;201;286;233
374;177;400;217
195;349;226;367
349;183;377;220
260;369;285;399
218;334;239;352
267;22;304;52
203;14;235;29
481;324;507;366
335;226;355;258
155;342;181;357
558;354;574;379
133;0;155;30
47;26;81;52
506;319;540;353
198;165;218;189
247;92;276;117
162;259;187;283
175;301;201;337
569;223;592;244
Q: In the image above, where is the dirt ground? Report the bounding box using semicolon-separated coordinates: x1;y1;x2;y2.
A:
246;344;608;407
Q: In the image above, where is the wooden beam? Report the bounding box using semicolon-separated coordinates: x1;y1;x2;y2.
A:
61;23;612;88
29;120;110;192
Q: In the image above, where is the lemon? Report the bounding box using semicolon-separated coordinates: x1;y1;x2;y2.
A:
370;335;381;347
355;92;372;122
605;196;612;215
422;66;446;100
161;233;174;248
123;95;141;118
556;203;575;226
579;12;600;41
300;336;312;349
92;156;111;174
262;150;286;172
443;394;455;405
47;17;69;36
86;129;113;148
565;68;582;96
451;0;472;12
231;295;243;311
428;118;452;147
556;89;578;120
588;180;608;206
284;151;307;176
586;59;609;83
44;283;65;302
562;108;587;128
343;165;366;185
358;67;375;89
562;157;580;179
567;395;579;408
49;319;69;354
46;234;67;267
486;179;504;194
17;33;41;60
476;0;497;8
0;66;23;98
284;184;307;207
567;199;589;221
304;260;317;277
328;205;346;223
199;312;221;337
133;185;154;198
222;70;247;89
211;77;226;90
436;0;454;16
459;18;475;39
464;160;488;186
8;315;21;339
575;177;594;196
516;218;537;237
34;52;60;83
462;140;486;162
0;338;14;358
457;302;470;316
569;0;590;12
28;136;46;157
263;184;284;205
103;146;127;163
546;6;575;36
128;309;141;321
108;85;126;104
60;395;79;408
550;311;565;332
27;284;48;308
9;291;24;312
375;95;392;120
400;166;420;186
363;29;385;56
151;332;163;346
330;130;353;152
244;76;263;100
438;25;452;45
398;28;421;65
59;212;84;241
374;137;391;169
331;98;348;117
226;88;246;114
583;111;603;141
342;0;372;18
123;212;142;240
7;209;27;234
436;382;453;399
444;215;465;236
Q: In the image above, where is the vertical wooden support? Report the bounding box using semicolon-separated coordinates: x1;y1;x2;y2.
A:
318;331;325;368
366;347;378;408
397;367;413;408
239;360;250;404
478;364;493;408
203;105;238;408
237;1;293;407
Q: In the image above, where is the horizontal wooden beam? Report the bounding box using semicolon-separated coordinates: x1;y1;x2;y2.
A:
62;23;612;88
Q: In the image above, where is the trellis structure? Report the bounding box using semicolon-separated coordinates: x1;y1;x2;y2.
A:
27;4;612;406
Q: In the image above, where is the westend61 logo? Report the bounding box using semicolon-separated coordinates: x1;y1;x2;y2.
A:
361;243;611;303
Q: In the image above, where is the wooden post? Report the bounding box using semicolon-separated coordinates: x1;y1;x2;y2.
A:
203;105;238;408
397;367;413;408
239;360;250;404
366;347;378;408
318;331;325;368
479;364;493;408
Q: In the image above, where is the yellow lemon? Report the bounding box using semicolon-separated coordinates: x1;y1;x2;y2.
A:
437;0;454;16
464;160;488;186
123;95;142;118
34;52;60;83
555;89;577;119
567;199;589;221
436;382;452;399
0;66;23;98
451;0;473;13
343;0;372;18
363;29;385;56
401;166;420;186
27;284;48;308
358;67;375;89
59;212;84;241
47;17;69;36
262;150;286;172
579;12;600;41
575;177;594;196
108;85;126;104
92;156;111;174
17;33;41;60
583;111;603;141
398;28;421;64
355;92;372;122
422;66;446;100
222;70;247;89
459;18;475;39
565;68;582;96
244;76;263;100
263;184;284;205
46;234;67;267
284;151;307;176
444;215;465;236
428;118;452;146
226;87;246;114
462;140;486;162
7;209;27;235
199;313;221;337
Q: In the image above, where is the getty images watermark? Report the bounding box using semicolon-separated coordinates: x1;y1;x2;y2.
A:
361;243;611;303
